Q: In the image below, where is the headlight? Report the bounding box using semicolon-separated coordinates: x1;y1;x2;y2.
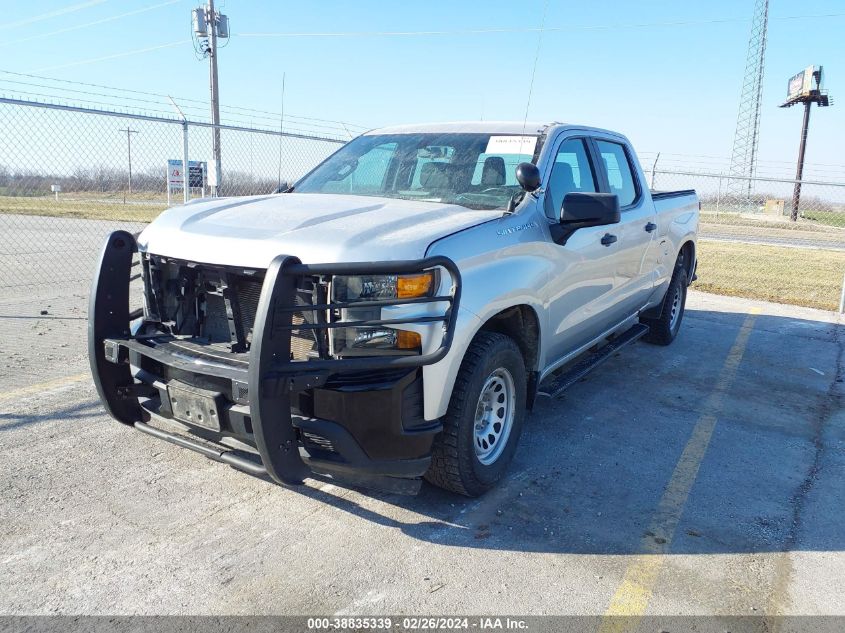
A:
331;272;437;355
332;272;436;302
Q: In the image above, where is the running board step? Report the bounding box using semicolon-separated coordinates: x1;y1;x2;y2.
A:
537;323;649;399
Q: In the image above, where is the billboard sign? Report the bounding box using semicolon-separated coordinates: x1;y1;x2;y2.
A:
786;65;823;101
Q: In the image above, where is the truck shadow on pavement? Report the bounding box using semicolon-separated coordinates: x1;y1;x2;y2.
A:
285;308;843;556
0;400;102;433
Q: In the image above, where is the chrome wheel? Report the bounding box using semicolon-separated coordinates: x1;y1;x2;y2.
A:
668;286;682;331
473;367;516;466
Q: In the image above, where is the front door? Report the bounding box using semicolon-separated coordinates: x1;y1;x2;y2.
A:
542;136;625;363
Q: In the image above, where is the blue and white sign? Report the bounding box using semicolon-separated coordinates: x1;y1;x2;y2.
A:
167;159;206;189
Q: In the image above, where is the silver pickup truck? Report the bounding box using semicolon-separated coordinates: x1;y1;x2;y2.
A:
89;121;698;496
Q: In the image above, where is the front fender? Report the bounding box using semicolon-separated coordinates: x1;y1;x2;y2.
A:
422;213;551;420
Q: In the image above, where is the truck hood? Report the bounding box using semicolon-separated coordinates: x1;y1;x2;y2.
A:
138;193;499;268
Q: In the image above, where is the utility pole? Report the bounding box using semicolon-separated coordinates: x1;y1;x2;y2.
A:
207;0;221;196
118;127;138;193
779;65;832;221
192;2;229;196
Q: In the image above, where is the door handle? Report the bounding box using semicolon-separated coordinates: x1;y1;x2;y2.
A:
645;222;657;233
600;233;618;246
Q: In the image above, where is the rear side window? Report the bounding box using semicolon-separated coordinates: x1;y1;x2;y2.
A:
596;140;637;207
544;138;597;219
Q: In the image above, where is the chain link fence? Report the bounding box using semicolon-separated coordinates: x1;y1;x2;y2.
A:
2;96;844;313
648;168;845;249
0;97;343;292
647;167;845;311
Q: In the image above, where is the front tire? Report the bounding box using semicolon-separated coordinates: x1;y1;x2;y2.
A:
425;332;526;497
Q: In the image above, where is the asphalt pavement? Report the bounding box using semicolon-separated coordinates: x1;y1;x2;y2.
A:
1;291;842;618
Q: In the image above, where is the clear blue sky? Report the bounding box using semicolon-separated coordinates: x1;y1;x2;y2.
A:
3;0;844;176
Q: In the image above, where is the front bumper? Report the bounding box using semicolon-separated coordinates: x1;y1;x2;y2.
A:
88;231;461;494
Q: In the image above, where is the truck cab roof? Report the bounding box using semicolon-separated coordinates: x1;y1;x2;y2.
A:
364;121;557;136
363;121;628;143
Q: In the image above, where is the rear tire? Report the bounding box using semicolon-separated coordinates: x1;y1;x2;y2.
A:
425;332;526;497
641;263;687;346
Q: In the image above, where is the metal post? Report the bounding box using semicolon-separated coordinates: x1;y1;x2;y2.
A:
716;174;723;216
182;121;190;204
208;0;222;196
790;100;812;221
839;270;845;315
650;153;660;190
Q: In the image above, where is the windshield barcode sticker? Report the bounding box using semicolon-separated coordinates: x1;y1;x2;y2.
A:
485;135;537;156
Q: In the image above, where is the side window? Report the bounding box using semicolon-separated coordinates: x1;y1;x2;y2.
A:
545;138;597;219
595;140;638;207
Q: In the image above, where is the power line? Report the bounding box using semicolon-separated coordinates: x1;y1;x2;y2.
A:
0;0;108;31
0;0;181;48
236;12;845;39
33;39;191;73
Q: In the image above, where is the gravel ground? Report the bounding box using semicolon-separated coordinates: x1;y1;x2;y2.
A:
1;290;843;618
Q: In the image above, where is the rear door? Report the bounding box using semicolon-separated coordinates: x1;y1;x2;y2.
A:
592;137;657;318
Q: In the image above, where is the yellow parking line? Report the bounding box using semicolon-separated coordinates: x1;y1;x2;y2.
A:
0;372;90;403
599;307;761;632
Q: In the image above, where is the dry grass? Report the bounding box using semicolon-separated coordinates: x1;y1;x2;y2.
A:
0;194;166;223
694;240;845;311
700;211;845;233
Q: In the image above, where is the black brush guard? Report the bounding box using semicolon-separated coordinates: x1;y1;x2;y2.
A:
89;231;461;493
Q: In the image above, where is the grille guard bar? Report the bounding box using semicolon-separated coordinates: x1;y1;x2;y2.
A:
89;231;462;487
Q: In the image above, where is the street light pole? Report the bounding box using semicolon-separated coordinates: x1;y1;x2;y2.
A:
118;127;138;194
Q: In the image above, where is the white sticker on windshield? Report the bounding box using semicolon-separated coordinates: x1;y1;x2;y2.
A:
485;135;537;156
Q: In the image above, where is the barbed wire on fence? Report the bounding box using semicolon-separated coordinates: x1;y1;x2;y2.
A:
0;68;371;139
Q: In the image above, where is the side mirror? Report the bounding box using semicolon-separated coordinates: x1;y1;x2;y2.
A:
516;162;541;192
561;192;620;226
550;192;620;245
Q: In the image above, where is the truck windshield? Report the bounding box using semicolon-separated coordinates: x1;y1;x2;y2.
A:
292;132;540;210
